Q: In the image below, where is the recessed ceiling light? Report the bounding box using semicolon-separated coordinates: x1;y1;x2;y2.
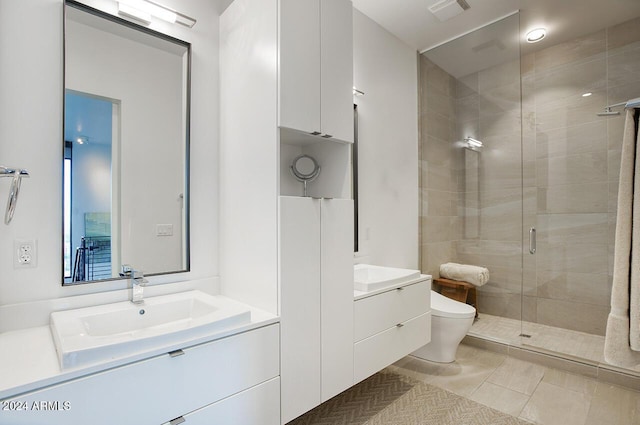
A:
582;92;593;97
526;28;547;43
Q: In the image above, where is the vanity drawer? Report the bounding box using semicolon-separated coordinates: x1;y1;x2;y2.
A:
2;324;280;425
354;280;430;342
354;312;431;384
162;377;280;425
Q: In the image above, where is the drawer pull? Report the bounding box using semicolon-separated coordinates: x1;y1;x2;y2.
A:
170;417;186;425
396;287;404;291
321;134;333;138
168;349;185;358
396;323;404;328
310;131;322;135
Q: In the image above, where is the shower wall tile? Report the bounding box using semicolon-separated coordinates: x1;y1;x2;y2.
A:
537;182;608;214
425;110;453;141
479;109;521;138
533;30;606;72
455;93;479;123
607;16;640;52
536;297;609;335
455;73;478;99
522;295;538;323
536;213;608;245
421;241;455;277
606;44;640;89
421;216;454;243
536;242;608;274
535;90;607;133
521;53;535;78
534;56;606;106
423;189;456;217
426;90;454;120
478;82;521;115
536;271;611;307
478;59;520;92
477;292;522;320
535;121;607;159
536;151;608;188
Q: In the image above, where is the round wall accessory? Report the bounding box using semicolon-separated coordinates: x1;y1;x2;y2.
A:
290;154;320;197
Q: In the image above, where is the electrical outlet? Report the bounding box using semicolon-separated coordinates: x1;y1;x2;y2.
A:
14;239;37;268
156;224;173;236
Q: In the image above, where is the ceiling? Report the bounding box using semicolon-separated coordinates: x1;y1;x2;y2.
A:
352;0;640;54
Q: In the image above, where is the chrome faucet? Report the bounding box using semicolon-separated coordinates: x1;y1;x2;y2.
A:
120;264;148;304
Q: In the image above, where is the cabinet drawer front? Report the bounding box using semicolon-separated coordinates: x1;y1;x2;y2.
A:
354;281;430;342
3;325;280;425
354;313;431;384
169;377;280;425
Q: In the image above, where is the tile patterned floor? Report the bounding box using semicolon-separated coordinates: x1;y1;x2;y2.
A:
390;344;640;425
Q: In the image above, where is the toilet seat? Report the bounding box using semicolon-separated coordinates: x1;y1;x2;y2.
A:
431;291;476;319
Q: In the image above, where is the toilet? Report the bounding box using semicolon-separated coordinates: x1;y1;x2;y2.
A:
412;290;476;363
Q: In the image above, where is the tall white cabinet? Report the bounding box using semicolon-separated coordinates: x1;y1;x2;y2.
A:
279;0;354;143
220;0;355;424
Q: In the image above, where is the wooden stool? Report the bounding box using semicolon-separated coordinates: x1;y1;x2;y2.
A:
433;277;478;317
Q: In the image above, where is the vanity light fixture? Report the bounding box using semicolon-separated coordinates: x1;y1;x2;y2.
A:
117;0;196;28
76;136;89;145
526;28;547;43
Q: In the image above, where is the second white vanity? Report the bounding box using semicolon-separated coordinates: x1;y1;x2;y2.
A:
353;266;432;383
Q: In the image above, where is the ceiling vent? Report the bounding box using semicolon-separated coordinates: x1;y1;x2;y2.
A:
428;0;470;22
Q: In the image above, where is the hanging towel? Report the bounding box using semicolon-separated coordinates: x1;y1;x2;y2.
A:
604;108;640;368
439;263;489;287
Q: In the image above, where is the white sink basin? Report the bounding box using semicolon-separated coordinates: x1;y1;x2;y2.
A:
50;290;251;370
354;264;421;292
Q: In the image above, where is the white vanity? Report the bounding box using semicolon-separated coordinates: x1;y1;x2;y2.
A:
353;266;432;383
0;290;280;425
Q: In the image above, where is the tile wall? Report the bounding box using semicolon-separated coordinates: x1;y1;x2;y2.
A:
420;16;640;336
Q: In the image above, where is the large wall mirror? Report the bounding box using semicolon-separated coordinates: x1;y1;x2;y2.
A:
63;1;190;285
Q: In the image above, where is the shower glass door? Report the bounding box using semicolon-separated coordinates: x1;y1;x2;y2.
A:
420;13;526;346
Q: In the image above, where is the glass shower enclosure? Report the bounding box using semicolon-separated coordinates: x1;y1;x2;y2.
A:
420;12;640;374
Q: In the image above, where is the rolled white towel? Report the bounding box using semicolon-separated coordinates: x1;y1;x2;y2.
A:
439;263;489;287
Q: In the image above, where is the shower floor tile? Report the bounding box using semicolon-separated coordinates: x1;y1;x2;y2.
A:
470;313;610;367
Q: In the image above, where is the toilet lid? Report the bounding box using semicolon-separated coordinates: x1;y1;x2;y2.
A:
431;291;476;319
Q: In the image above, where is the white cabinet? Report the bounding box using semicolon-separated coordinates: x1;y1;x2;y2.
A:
279;0;354;143
163;378;281;425
2;325;280;425
353;280;431;383
280;196;354;423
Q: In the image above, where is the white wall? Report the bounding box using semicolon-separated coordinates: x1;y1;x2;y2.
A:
0;0;221;306
353;9;419;269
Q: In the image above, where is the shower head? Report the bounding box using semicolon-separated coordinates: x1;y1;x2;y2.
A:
464;137;483;150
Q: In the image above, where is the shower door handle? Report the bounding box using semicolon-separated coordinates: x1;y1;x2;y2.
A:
529;227;536;254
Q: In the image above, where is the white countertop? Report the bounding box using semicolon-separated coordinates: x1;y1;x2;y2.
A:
353;274;432;301
0;295;278;400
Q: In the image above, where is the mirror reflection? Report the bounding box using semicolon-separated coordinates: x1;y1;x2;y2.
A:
63;2;190;284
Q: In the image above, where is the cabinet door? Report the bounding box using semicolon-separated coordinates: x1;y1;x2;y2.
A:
170;378;280;425
320;0;354;143
279;196;322;423
279;0;321;135
320;198;354;401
